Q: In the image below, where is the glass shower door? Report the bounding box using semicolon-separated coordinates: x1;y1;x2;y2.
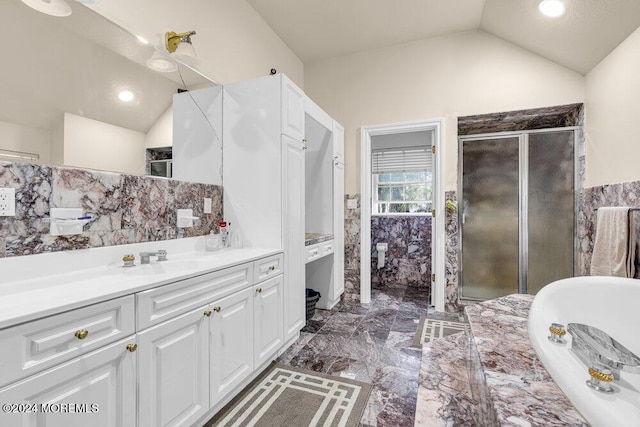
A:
461;136;520;300
527;131;575;293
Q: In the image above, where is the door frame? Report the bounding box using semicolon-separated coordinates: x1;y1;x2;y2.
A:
360;119;444;311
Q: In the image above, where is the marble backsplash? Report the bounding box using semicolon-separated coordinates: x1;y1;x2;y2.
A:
0;161;223;258
371;216;431;289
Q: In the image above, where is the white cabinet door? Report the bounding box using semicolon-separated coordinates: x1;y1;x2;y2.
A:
253;275;284;367
0;337;136;427
333;159;345;299
282;135;306;342
209;287;253;407
281;76;305;140
138;308;209;427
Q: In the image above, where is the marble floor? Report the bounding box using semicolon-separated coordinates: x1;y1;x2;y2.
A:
277;285;463;426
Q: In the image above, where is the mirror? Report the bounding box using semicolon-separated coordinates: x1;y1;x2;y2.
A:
0;0;219;179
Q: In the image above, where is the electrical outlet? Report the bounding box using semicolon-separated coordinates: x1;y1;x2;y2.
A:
203;197;212;214
0;187;16;217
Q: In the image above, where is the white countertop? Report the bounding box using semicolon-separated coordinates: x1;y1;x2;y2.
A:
0;240;281;330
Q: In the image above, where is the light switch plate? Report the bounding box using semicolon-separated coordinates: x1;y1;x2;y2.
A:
203;198;212;214
0;187;16;217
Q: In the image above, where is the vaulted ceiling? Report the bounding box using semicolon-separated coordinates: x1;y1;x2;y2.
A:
246;0;640;75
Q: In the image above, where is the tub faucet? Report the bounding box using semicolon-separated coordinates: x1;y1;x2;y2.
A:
568;323;640;391
139;249;168;264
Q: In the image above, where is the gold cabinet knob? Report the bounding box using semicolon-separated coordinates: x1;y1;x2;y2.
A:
204;310;212;317
213;306;221;313
256;288;262;293
126;343;138;353
268;265;275;271
74;329;89;340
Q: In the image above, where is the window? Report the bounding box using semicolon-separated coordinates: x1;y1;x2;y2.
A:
372;146;432;214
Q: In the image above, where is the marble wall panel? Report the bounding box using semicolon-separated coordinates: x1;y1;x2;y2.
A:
371;216;431;289
0;161;223;258
458;103;583;136
444;191;460;313
344;194;361;299
579;180;640;277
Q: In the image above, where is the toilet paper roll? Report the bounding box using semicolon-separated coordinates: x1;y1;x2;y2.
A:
377;250;385;269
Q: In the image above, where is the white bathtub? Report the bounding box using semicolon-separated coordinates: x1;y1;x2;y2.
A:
528;276;640;427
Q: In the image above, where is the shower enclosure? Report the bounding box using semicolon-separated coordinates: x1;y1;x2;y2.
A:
458;128;576;300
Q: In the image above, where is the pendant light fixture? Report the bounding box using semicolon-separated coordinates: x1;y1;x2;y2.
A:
165;30;200;67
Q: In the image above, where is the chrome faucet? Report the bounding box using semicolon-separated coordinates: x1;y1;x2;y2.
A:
139;249;168;264
567;323;640;392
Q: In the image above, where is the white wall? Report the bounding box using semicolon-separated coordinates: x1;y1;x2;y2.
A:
585;26;640;188
0;121;51;164
304;30;585;193
64;113;146;175
145;106;173;149
89;0;304;87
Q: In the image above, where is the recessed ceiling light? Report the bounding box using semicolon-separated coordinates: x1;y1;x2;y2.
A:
539;0;566;18
118;90;135;102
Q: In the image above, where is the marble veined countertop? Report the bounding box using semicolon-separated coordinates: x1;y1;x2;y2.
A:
466;295;588;426
0;244;281;330
304;232;333;246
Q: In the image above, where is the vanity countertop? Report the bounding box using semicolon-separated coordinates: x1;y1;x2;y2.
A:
304;233;334;246
0;247;281;330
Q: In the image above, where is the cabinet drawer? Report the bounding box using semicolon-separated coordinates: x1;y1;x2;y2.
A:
0;295;135;386
305;244;321;263
254;254;283;283
321;240;334;255
137;263;253;330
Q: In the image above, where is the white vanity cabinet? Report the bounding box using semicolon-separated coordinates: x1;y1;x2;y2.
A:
209;287;253;406
0;250;286;427
137;307;210;427
253;275;284;367
137;255;285;425
223;74;306;345
0;337;137;427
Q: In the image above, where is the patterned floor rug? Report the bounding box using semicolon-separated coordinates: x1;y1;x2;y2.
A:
205;362;372;427
412;316;468;348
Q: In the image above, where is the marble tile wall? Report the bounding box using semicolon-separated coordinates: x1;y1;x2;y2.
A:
458;103;583;136
344;194;361;300
0;161;223;258
579;180;640;277
444;191;460;313
371;216;431;289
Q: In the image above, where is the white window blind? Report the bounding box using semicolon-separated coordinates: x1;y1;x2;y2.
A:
371;146;432;174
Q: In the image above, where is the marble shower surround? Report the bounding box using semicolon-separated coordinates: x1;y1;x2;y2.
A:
0;161;223;258
371;215;431;289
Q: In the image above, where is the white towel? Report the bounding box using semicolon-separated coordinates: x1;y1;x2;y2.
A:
590;207;636;277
